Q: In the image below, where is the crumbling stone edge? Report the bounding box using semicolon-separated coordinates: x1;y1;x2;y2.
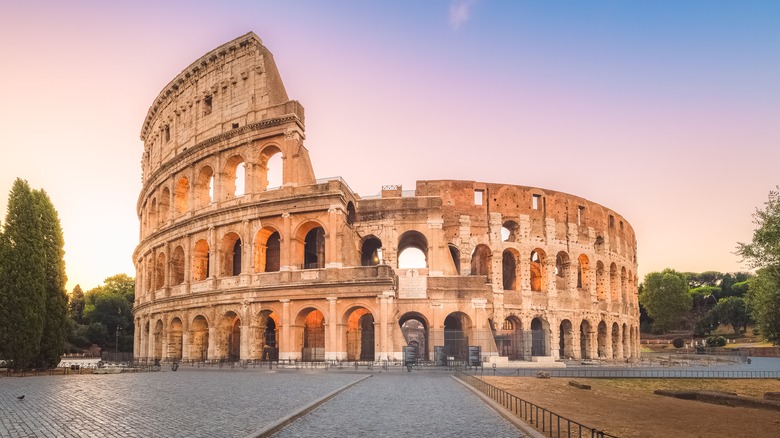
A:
653;390;780;412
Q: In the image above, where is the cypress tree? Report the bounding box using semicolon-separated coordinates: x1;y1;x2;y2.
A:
0;179;47;370
69;284;85;324
33;189;69;368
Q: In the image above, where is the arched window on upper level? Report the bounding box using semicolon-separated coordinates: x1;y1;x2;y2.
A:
449;244;461;275
596;261;606;301
296;222;325;269
192;239;210;282
555;251;570;291
170;246;185;286
155;252;166;290
471;244;492;278
258;145;283;191
530;249;547;292
398;231;428;269
195;166;214;208
174;177;189;215
149;198;158;229
501;220;519;242
224;155;245;199
221;232;242;277
502;249;518;290
361;236;383;266
610;263;619;301
159;187;170;224
346;202;356;226
577;254;590;290
621;267;628;303
254;227;281;273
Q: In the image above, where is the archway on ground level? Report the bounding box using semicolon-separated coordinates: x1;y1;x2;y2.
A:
257;311;279;361
622;323;630;359
597;321;608;358
189;316;209;361
611;322;620;359
299;308;325;361
531;317;549;356
167;318;183;360
580;320;592;359
444;312;471;361
345;307;375;361
153;320;164;359
495;316;523;360
399;312;428;361
217;311;241;361
559;319;574;359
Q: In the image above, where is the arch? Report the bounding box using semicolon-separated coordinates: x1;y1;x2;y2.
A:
502;249;519;290
223;155;246;199
399;312;429;361
611;322;620;359
159;187;170;224
555;251;570;291
217;311;241;360
220;232;242;277
167;317;183;360
559;319;574;359
192;239;210;281
577;254;590;290
297;308;325;362
153;319;164;359
621;267;628;304
254;226;281;273
155;252;166;290
195;165;214;208
501;220;520;242
597;321;608;358
449;244;461;275
257;310;279;361
610;263;619;301
530;249;547;292
444;312;472;361
303;226;325;269
174;177;189;215
360;236;383;266
258;145;283;190
496;316;523;360
170;246;185;285
622;322;630;359
531;317;549;356
346;202;356;226
344;307;375;361
580;320;592;359
189;315;209;361
596;261;607;301
398;230;428;269
470;244;492;278
149;198;158;228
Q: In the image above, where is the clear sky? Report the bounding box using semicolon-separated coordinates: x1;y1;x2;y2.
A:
1;1;778;292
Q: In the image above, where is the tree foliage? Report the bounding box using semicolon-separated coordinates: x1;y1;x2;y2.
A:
82;274;135;352
746;267;780;345
712;296;749;334
639;269;691;333
69;284;85;324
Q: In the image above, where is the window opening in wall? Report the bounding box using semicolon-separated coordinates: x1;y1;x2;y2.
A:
609;215;615;228
164;125;170;143
266;153;283;189
449;244;461;275
303;227;326;269
265;232;281;272
234;163;245;197
619;221;624;232
474;190;484;206
361;237;383;266
398;248;426;269
532;194;541;210
577;206;584;226
501;227;510;241
203;95;212;116
232;123;239;129
232;239;242;276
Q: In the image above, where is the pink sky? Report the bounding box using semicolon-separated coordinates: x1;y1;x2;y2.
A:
1;1;778;292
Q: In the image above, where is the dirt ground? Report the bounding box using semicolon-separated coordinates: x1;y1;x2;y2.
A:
483;377;780;438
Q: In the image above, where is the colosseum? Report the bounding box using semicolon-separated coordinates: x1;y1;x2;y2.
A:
132;32;640;366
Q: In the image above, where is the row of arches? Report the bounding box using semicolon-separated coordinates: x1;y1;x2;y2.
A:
142;145;284;233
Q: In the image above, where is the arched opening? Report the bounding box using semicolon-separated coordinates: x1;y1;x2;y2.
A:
621;267;628;304
398;231;428;269
610;263;619;301
153;320;163;359
254;227;280;273
360;236;383;266
167;318;183;360
303;227;325;269
530;249;547;292
195;166;215;208
399;312;428;361
149;198;158;229
258;311;278;361
444;312;471;361
155;252;166;290
622;323;630;359
449;244;461;275
611;322;620;359
580;320;592;359
470;244;492;278
502;220;519;242
174;177;189;215
345;307;375;361
170;246;185;285
346;202;356;226
223;155;246;199
555;251;570;291
217;311;241;361
189;315;209;361
577;254;590;290
192;239;210;281
502;249;518;290
259;146;283;190
220;232;242;277
597;321;608;358
159;187;170;223
495;316;523;360
531;317;549;356
559;319;574;359
596;261;607;301
300;309;325;362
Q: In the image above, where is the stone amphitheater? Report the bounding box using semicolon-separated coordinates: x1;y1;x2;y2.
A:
132;32;640;365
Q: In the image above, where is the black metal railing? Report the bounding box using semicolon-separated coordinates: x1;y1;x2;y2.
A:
498;368;780;379
456;371;619;438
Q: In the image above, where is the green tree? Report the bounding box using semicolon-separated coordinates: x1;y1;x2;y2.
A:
83;274;135;351
639;269;692;333
688;286;718;332
32;189;69;368
712;296;750;334
737;187;780;344
0;179;47;370
69;284;85;324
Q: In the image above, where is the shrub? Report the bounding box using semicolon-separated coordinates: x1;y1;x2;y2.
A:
672;338;685;348
706;336;727;347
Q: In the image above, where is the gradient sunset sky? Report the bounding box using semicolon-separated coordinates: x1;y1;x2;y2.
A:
1;1;778;292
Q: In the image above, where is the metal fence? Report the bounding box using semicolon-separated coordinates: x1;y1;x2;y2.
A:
481;368;780;379
456;371;618;438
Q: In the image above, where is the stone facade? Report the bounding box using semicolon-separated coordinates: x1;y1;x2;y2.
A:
133;32;640;364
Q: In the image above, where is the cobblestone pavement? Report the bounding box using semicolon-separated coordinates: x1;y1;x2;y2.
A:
274;372;526;437
0;368;362;437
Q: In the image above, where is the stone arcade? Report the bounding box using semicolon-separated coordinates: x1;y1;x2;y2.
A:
133;32;640;365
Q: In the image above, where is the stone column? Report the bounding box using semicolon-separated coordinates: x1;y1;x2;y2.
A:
134;317;141;357
325;297;338;360
279;299;291;360
207;327;216;360
280;213;292;270
379;292;392;361
326;206;342;268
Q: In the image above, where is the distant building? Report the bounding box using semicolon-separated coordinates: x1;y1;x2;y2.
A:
133;32;640;364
